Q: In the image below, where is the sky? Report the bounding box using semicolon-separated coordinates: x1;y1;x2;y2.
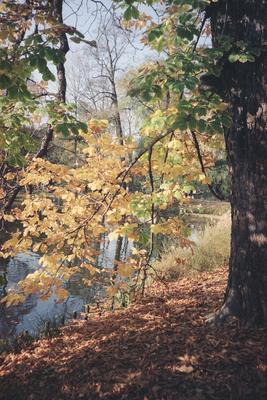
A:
62;0;157;87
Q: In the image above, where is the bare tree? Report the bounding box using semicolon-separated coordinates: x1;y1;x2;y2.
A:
67;6;140;139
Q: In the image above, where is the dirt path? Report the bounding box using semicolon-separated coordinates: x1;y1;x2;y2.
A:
0;268;266;400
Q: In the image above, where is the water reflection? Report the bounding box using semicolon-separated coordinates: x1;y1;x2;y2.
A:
0;226;199;340
0;236;131;340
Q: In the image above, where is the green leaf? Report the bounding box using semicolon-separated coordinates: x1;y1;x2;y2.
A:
124;5;139;20
221;113;232;128
70;36;82;44
152;85;162;97
197;119;207;133
148;27;162;42
42;69;56;81
0;74;12;89
173;117;188;131
188;118;196;130
55;123;69;136
131;5;139;18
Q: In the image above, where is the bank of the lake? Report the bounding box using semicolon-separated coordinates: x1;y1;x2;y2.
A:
0;267;266;400
0;200;230;340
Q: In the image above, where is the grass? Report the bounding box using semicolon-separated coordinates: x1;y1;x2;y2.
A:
154;212;231;281
187;199;230;215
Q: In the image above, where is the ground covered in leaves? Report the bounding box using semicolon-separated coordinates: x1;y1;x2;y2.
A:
0;268;266;400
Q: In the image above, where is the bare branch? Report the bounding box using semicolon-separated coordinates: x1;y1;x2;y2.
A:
191;130;226;201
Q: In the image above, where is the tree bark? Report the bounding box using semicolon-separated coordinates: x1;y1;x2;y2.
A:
3;125;54;212
2;1;69;213
53;0;69;103
210;0;267;326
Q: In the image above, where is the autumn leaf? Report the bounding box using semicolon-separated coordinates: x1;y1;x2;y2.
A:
176;365;194;373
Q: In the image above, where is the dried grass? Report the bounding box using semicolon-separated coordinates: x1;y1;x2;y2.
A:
155;212;231;281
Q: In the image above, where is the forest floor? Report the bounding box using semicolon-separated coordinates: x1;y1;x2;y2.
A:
0;268;266;400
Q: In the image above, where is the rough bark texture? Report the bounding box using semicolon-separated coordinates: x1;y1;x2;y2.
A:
211;0;267;326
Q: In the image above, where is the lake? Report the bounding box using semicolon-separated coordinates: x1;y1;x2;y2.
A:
0;235;131;339
0;216;206;340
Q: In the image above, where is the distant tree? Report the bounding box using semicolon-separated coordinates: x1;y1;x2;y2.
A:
0;0;86;212
68;8;140;139
67;6;144;270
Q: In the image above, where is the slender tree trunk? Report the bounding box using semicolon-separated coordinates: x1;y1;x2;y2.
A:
108;57;125;267
54;0;69;103
210;0;267;326
112;86;124;267
112;82;124;146
2;1;69;212
114;235;123;265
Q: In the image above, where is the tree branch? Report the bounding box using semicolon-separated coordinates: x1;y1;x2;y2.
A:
141;145;156;295
191;130;226;201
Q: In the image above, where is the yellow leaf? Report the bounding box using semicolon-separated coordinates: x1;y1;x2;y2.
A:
198;173;206;181
82;263;98;275
1;232;20;251
108;230;119;241
217;102;229;111
89;180;103;191
151;224;167;235
107;285;119;297
117;261;134;278
1;293;26;307
56;287;69;301
39;294;50;301
88;119;108;133
202;177;211;184
4;172;16;180
2;214;15;222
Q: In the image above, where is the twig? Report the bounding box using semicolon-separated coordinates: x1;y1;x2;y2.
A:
192;14;207;53
191;130;225;201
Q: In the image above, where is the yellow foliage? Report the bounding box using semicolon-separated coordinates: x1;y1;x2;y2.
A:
107;285;119;297
88;119;108;133
1;114;224;305
56;287;69;301
1;293;26;307
116;261;134;278
2;214;15;222
82;263;98;276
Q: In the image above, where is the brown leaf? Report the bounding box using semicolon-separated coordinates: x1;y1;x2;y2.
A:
177;365;194;373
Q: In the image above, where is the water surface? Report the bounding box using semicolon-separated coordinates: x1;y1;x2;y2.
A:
0;236;131;339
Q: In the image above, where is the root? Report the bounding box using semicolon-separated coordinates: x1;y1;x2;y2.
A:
205;303;238;326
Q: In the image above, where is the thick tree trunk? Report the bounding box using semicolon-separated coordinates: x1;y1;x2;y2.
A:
210;0;267;326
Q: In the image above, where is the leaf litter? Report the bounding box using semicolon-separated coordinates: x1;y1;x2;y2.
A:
0;268;266;400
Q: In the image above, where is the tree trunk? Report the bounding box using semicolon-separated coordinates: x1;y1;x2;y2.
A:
210;0;267;326
114;235;123;267
54;0;69;103
2;1;69;213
